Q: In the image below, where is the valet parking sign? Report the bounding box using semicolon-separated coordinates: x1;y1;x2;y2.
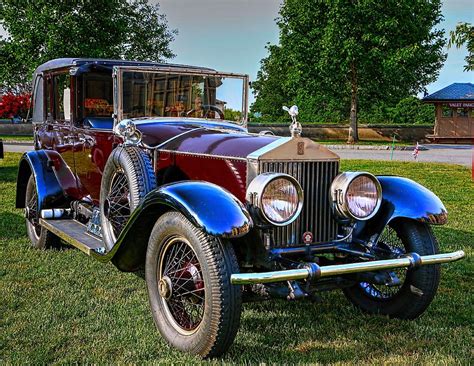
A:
448;102;474;108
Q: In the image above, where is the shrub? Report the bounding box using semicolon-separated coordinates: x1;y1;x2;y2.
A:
0;93;31;119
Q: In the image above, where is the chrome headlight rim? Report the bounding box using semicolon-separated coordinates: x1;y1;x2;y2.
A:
246;172;304;227
330;171;382;221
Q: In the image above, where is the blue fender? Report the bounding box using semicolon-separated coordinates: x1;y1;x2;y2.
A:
377;176;447;225
107;181;253;271
355;176;447;240
16;151;69;211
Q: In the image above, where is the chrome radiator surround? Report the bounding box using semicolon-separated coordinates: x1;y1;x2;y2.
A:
246;137;340;247
259;160;339;246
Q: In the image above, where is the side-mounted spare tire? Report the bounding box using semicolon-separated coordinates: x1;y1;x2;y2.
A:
100;146;157;251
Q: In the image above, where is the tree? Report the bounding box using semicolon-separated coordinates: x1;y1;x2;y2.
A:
252;0;446;142
448;22;473;71
0;0;177;91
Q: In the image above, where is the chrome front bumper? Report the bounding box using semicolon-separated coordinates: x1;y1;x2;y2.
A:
230;250;465;285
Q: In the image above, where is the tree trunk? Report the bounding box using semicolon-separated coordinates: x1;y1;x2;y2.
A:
347;62;359;144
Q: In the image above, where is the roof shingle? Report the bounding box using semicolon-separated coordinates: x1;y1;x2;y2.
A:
423;83;474;101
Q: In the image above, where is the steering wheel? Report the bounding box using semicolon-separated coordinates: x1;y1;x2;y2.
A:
186;105;224;120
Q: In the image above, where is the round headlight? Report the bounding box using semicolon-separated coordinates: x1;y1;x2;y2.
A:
247;173;303;226
330;172;382;220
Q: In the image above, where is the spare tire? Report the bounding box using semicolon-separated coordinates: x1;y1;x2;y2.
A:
100;146;157;251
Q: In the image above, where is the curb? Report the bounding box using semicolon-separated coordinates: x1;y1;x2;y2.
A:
2;141;34;146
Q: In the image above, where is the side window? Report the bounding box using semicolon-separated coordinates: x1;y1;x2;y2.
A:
53;73;71;121
441;106;453;118
83;73;113;118
31;75;44;122
45;76;52;121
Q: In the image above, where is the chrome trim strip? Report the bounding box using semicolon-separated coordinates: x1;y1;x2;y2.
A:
157;149;248;162
230;250;465;285
154;127;206;150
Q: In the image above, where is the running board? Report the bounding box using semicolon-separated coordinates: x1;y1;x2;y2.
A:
39;218;105;256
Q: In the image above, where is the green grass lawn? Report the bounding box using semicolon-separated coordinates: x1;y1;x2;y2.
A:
1;152;472;364
0;134;34;142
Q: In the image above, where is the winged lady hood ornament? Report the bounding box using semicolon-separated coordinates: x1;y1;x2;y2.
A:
283;105;302;138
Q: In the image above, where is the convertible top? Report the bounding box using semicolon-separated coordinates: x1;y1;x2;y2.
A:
34;58;215;75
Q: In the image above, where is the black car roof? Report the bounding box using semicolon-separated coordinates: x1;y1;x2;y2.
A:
34;58;215;74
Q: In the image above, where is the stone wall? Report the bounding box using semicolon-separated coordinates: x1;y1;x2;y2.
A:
0;122;434;143
248;124;434;142
0;123;34;136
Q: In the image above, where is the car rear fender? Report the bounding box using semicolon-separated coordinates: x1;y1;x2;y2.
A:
16;150;75;210
353;176;447;240
108;181;253;271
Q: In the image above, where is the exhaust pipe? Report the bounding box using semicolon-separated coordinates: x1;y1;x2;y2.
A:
230;250;465;285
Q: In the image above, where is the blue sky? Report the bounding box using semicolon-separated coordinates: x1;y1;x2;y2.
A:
1;0;472;107
158;0;473;104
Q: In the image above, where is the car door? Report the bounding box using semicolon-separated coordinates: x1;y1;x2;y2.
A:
72;71;116;204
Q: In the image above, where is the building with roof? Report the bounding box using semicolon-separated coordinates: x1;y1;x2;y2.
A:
423;83;474;143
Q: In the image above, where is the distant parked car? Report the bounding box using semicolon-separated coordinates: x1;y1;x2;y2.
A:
16;58;465;358
12;116;23;124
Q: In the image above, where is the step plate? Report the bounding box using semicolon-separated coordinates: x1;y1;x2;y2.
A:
39;218;105;255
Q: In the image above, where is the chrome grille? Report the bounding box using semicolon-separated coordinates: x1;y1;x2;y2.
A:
259;160;339;247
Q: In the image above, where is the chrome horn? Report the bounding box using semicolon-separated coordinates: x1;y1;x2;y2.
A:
113;119;142;145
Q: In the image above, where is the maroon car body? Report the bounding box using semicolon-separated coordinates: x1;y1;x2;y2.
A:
15;58;464;358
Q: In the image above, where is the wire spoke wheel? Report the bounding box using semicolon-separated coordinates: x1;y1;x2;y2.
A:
158;236;205;334
24;175;59;249
104;170;131;241
100;146;157;252
360;225;407;300
25;176;41;238
344;219;440;320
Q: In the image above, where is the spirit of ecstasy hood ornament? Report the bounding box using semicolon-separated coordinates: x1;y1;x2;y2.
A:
283;105;302;138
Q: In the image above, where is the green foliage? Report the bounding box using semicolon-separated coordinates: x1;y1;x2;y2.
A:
448;22;474;71
1;152;472;363
0;0;177;90
358;97;435;125
252;0;446;130
223;108;242;122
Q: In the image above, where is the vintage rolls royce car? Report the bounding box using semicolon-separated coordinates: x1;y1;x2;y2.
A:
16;58;464;358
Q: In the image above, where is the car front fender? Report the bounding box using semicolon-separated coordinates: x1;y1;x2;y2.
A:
107;181;253;271
354;176;448;240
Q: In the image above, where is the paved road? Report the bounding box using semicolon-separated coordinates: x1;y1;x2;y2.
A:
3;142;473;168
3;142;34;154
335;147;472;167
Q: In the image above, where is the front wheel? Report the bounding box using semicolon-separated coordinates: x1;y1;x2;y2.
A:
343;219;440;319
145;212;242;358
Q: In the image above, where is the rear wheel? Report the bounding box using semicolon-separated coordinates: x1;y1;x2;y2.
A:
145;212;242;358
25;175;60;249
343;219;440;319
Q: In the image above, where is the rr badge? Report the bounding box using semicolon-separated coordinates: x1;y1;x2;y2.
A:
303;231;313;244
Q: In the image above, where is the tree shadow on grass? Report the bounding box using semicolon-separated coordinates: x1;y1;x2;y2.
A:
0;212;25;239
0;164;19;183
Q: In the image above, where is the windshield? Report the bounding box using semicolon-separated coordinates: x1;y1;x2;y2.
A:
119;70;247;124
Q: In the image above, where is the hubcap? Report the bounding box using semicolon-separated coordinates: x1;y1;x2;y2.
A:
159;276;173;300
